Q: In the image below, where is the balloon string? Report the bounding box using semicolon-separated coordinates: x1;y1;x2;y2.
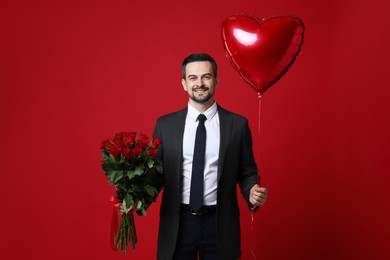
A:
250;211;257;259
249;93;262;259
257;93;262;137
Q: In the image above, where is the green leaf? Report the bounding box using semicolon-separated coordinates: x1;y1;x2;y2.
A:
119;155;126;164
126;169;135;180
136;200;142;209
123;194;133;213
155;164;163;173
108;154;117;163
136;165;145;175
147;158;154;168
102;151;110;160
102;162;119;172
144;185;158;197
116;183;127;193
108;170;123;185
127;165;145;180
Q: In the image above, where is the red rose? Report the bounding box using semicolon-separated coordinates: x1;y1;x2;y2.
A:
151;138;162;149
113;139;122;148
131;146;142;157
100;139;112;151
122;147;131;158
125;132;137;144
136;133;149;149
109;145;120;157
113;132;124;141
147;147;156;156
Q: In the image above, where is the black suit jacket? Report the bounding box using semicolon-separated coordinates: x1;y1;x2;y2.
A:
150;105;259;260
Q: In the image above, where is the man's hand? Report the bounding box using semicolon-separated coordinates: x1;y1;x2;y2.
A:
249;184;268;208
118;203;126;215
118;201;139;215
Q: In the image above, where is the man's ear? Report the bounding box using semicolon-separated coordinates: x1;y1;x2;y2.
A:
182;78;188;91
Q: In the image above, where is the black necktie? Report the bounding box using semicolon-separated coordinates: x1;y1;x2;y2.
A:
190;114;207;211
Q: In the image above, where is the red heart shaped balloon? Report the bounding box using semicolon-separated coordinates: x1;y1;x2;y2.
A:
221;14;304;97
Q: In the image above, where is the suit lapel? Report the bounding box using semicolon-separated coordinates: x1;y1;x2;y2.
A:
172;107;187;150
172;108;187;185
217;106;232;181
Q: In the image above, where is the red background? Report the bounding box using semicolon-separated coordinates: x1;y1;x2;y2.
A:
1;0;389;259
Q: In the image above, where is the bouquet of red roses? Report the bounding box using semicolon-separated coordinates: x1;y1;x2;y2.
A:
100;131;162;254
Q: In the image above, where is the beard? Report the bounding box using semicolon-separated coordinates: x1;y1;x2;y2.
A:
188;87;213;104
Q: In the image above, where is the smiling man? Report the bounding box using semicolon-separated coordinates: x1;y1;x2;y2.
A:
149;53;268;260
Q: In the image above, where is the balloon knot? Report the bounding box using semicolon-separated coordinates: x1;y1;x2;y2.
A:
257;92;262;99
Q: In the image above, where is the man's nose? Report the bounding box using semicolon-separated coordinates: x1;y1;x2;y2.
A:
196;78;204;86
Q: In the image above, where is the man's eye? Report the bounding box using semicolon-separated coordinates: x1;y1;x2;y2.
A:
204;75;211;80
189;77;196;81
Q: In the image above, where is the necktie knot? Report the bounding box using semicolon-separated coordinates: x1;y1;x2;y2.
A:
197;114;207;124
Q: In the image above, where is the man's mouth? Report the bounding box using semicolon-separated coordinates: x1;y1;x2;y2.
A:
193;87;208;93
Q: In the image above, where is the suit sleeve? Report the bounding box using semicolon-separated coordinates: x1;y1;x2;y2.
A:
136;119;165;215
238;120;260;210
147;119;165;195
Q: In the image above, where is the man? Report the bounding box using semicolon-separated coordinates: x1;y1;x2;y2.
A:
149;53;268;260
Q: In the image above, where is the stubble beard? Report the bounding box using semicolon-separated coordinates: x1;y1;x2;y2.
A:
189;88;213;104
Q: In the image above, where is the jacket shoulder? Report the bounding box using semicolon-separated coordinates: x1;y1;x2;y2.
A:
218;105;249;123
156;107;187;123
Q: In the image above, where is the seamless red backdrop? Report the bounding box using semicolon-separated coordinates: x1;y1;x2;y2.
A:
1;0;389;259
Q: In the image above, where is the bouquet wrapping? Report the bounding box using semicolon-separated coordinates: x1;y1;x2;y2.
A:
100;131;162;254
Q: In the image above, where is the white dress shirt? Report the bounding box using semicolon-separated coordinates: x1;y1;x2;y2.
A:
181;102;220;206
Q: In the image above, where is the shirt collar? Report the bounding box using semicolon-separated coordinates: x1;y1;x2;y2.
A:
187;102;218;122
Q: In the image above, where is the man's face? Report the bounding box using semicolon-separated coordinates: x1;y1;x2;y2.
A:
182;61;218;105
